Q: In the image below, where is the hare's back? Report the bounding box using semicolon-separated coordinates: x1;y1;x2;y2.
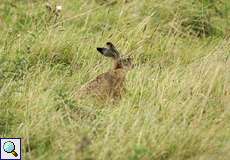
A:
77;71;119;97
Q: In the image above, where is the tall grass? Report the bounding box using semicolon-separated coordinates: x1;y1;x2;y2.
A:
0;0;230;159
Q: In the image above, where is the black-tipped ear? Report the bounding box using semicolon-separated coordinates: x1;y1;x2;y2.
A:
106;42;113;46
96;48;104;55
105;42;120;58
96;47;116;58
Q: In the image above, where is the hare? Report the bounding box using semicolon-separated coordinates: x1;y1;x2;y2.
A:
76;42;133;101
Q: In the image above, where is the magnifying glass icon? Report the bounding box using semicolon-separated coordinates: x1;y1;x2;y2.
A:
3;141;18;157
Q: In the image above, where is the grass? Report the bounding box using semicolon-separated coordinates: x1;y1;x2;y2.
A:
0;0;230;159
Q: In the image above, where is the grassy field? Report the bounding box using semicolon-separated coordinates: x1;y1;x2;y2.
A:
0;0;230;159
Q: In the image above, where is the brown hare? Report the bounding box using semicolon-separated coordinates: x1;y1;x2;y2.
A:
76;42;133;101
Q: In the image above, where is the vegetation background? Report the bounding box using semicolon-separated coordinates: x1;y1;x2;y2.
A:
0;0;230;159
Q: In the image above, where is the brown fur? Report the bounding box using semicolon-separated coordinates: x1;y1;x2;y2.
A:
76;42;133;101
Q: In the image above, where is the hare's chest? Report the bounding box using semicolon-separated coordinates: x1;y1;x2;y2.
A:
104;72;125;88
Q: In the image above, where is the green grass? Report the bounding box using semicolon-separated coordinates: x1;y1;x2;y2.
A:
0;0;230;159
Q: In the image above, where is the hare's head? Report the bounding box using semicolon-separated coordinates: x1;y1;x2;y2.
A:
97;42;133;70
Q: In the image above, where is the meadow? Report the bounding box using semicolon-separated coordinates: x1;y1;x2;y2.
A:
0;0;230;159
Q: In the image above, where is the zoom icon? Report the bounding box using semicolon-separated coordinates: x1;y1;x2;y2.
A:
0;138;21;160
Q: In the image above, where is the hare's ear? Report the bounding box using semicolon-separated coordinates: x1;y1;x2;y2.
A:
97;47;119;59
106;42;120;58
96;47;116;58
96;43;120;59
